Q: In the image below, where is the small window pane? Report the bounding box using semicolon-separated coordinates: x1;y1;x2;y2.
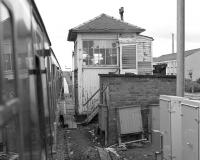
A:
106;49;111;65
112;48;117;65
99;49;105;65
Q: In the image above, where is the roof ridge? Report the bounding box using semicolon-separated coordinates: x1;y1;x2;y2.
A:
68;13;146;41
72;13;145;31
103;13;145;31
73;13;105;30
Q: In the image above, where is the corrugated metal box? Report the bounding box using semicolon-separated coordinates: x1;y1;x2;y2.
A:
119;106;143;134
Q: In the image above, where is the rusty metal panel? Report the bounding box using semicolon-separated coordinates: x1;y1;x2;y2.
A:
119;106;142;134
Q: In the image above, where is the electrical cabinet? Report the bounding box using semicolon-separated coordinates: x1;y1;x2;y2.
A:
160;95;184;160
181;99;200;160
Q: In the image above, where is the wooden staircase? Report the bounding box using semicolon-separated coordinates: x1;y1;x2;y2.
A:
82;86;107;124
82;104;99;124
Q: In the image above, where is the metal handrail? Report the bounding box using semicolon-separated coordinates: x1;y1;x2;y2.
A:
83;86;108;107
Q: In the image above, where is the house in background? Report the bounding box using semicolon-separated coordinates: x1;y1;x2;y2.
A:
67;13;154;115
153;48;200;80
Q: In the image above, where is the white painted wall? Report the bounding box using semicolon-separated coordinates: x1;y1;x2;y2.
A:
81;67;118;113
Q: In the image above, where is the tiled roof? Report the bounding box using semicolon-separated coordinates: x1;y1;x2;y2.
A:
153;48;200;63
67;13;145;41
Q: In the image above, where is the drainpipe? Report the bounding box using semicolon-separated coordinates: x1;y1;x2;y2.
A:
117;34;121;74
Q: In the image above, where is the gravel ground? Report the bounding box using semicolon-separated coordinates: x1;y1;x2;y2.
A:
55;124;101;160
55;123;160;160
56;126;69;160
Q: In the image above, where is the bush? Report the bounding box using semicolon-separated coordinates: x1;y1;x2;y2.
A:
193;82;200;92
185;79;193;93
185;79;200;93
196;78;200;84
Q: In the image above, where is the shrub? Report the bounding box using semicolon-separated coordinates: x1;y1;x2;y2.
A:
197;78;200;84
185;79;200;93
193;82;200;92
185;79;192;93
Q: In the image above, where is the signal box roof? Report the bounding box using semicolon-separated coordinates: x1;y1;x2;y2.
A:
67;13;145;41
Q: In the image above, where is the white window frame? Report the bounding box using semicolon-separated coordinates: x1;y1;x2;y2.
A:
82;39;119;67
120;43;138;74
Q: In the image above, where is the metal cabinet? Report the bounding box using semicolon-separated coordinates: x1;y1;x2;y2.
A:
181;100;200;160
160;95;183;160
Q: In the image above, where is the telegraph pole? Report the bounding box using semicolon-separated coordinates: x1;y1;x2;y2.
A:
176;0;185;97
172;33;175;53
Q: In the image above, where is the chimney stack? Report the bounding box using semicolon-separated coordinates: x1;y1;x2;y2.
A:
119;7;124;21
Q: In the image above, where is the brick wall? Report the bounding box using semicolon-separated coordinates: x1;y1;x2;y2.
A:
99;74;176;145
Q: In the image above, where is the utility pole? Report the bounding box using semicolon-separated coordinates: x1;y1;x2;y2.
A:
172;33;175;53
176;0;185;97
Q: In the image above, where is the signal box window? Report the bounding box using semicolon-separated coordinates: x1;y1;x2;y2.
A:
82;40;118;66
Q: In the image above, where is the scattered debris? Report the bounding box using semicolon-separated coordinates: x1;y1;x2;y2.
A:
143;153;153;157
117;144;127;151
106;147;120;157
126;142;144;149
97;147;112;160
69;151;74;156
84;147;101;160
122;138;147;145
88;129;95;136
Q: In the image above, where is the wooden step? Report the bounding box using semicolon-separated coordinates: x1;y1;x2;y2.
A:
83;106;99;124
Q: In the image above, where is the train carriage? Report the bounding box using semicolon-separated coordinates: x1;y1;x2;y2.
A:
0;0;63;159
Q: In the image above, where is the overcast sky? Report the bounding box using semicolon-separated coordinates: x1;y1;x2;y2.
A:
35;0;200;70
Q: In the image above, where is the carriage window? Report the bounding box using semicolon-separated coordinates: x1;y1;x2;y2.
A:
0;3;19;159
0;3;16;102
